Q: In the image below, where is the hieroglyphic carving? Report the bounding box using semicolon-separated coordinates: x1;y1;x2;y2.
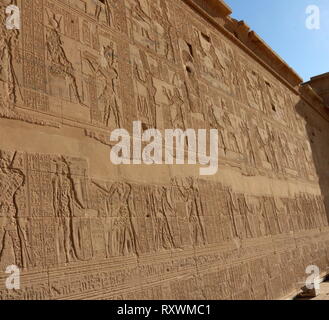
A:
0;1;54;125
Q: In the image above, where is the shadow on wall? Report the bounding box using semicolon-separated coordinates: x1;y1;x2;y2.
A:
295;98;329;225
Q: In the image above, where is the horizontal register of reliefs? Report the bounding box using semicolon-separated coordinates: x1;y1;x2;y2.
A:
0;0;318;181
1;0;329;300
0;148;328;300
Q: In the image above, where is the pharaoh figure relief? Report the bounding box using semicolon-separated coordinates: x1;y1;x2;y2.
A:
222;112;242;155
0;151;28;269
240;121;256;167
46;12;82;105
244;69;264;112
85;44;122;127
194;30;231;91
151;0;175;62
180;40;204;118
174;177;206;247
107;182;138;257
255;124;280;172
206;96;226;151
151;186;176;251
95;0;117;28
52;158;86;263
0;3;20;112
93;181;138;257
163;87;185;129
133;49;157;128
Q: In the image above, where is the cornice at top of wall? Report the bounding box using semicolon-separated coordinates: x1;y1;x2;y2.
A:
185;0;329;122
186;0;303;88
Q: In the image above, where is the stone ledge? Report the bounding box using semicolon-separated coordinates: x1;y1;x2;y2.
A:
305;72;329;107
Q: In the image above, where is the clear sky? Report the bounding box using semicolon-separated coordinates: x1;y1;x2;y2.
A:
224;0;329;82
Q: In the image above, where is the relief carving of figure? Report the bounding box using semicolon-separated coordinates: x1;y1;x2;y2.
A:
206;97;226;150
134;50;157;127
0;4;20;109
131;0;150;23
223;112;241;153
240;120;256;167
46;12;82;105
153;0;175;61
245;70;264;111
175;177;206;246
236;194;254;238
128;0;156;49
87;44;121;127
258;196;282;235
255;125;279;172
163;87;185;129
265;125;280;172
52;158;86;263
195;31;230;88
0;151;30;268
152;186;176;251
95;0;117;27
95;182;138;257
180;41;203;116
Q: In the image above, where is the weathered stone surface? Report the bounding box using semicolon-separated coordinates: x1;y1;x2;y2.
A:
0;0;329;300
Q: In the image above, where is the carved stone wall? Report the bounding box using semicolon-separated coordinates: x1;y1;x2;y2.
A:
0;0;329;300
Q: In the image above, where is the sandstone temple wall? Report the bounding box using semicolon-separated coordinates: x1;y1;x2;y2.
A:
0;0;329;300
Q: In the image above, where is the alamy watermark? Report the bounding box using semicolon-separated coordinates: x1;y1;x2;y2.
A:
306;5;320;30
110;121;219;176
4;4;20;30
4;265;20;290
305;265;320;291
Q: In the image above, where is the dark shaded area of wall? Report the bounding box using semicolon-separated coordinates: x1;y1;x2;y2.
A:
295;97;329;225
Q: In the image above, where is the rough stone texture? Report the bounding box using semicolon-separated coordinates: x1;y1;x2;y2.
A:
0;0;329;300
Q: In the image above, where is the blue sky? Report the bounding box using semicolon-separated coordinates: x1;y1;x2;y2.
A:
224;0;329;82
